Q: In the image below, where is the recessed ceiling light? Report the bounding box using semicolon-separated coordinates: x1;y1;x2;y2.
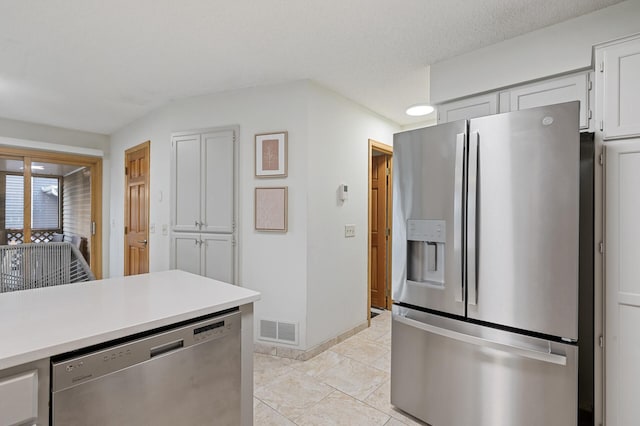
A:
406;104;435;117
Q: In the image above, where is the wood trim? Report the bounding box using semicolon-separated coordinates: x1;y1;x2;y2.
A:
367;139;393;324
124;141;151;275
0;146;104;279
23;157;32;244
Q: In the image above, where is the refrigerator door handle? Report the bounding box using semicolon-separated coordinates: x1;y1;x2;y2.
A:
395;314;567;366
467;131;479;306
454;133;465;303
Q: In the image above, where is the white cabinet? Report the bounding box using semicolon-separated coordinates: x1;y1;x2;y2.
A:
171;126;237;284
596;35;640;139
437;73;591;128
436;93;498;124
172;129;235;233
171;233;234;283
0;370;38;426
502;73;591;130
605;139;640;426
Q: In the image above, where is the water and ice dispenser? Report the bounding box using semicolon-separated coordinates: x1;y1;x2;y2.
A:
407;219;446;287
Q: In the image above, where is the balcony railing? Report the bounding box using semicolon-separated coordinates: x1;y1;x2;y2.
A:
4;229;63;244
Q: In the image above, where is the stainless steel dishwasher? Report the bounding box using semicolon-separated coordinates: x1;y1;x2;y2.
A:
51;309;241;425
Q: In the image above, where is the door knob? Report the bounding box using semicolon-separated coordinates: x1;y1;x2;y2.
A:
138;240;148;245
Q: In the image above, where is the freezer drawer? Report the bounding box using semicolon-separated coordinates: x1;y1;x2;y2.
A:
391;306;578;426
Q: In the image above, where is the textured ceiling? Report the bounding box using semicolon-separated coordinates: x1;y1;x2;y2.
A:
0;0;623;134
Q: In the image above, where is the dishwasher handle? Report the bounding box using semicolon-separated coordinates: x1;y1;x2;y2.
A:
150;339;184;358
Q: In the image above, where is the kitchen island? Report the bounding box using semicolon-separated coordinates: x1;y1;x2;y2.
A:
0;270;260;425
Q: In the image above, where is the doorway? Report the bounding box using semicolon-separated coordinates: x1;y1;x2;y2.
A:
368;139;393;320
0;147;103;278
124;141;150;276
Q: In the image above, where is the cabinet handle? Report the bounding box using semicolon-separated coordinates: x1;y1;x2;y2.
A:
195;220;201;228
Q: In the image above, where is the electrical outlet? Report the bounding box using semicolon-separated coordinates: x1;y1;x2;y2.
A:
345;224;356;238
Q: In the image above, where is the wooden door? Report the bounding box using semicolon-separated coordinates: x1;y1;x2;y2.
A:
124;141;150;275
605;140;640;426
370;150;391;309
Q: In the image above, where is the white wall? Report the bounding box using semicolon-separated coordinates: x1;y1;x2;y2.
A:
306;84;397;348
109;81;309;347
109;80;398;350
0;117;109;152
430;0;640;104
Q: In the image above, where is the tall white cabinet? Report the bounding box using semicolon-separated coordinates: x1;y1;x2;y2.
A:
595;33;640;426
170;126;238;284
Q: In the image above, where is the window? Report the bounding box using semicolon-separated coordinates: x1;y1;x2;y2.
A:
5;174;24;229
31;176;60;229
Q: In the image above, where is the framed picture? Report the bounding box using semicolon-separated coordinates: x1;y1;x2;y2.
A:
255;131;287;177
255;187;288;232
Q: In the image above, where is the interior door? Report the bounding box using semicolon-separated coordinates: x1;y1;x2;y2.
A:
467;102;580;340
392;120;466;317
370;153;389;309
124;141;150;276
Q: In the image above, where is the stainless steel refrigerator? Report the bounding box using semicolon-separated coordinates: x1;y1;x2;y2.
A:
390;101;594;426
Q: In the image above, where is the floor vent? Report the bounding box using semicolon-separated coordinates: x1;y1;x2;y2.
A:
259;319;298;345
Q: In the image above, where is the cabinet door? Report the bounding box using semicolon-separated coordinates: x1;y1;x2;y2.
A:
201;234;234;284
172;134;202;232
602;39;640;139
202;129;235;233
605;140;640;426
509;73;590;129
437;93;498;124
171;233;201;275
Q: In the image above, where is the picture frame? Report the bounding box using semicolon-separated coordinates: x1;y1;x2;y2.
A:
255;131;287;177
255;187;288;232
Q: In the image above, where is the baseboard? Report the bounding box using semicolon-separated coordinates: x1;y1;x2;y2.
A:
253;320;369;361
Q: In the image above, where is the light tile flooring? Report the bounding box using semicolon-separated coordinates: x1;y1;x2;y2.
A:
253;310;427;425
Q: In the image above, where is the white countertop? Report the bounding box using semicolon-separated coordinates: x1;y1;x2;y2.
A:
0;270;260;370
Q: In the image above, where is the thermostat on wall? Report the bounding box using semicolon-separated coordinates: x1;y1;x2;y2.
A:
339;184;348;201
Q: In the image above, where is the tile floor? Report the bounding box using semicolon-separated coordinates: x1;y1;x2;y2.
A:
253;310;427;425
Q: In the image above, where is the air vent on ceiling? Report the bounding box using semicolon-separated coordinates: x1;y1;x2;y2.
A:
259;319;298;345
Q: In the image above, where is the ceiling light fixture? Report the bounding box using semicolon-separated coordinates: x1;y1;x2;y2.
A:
406;104;435;117
19;165;45;171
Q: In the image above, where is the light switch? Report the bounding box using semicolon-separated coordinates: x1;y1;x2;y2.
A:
162;224;168;236
150;223;156;234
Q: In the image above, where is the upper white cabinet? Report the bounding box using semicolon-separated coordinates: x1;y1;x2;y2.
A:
437;72;591;129
596;34;640;140
437;93;498;124
504;73;591;130
171;128;236;233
